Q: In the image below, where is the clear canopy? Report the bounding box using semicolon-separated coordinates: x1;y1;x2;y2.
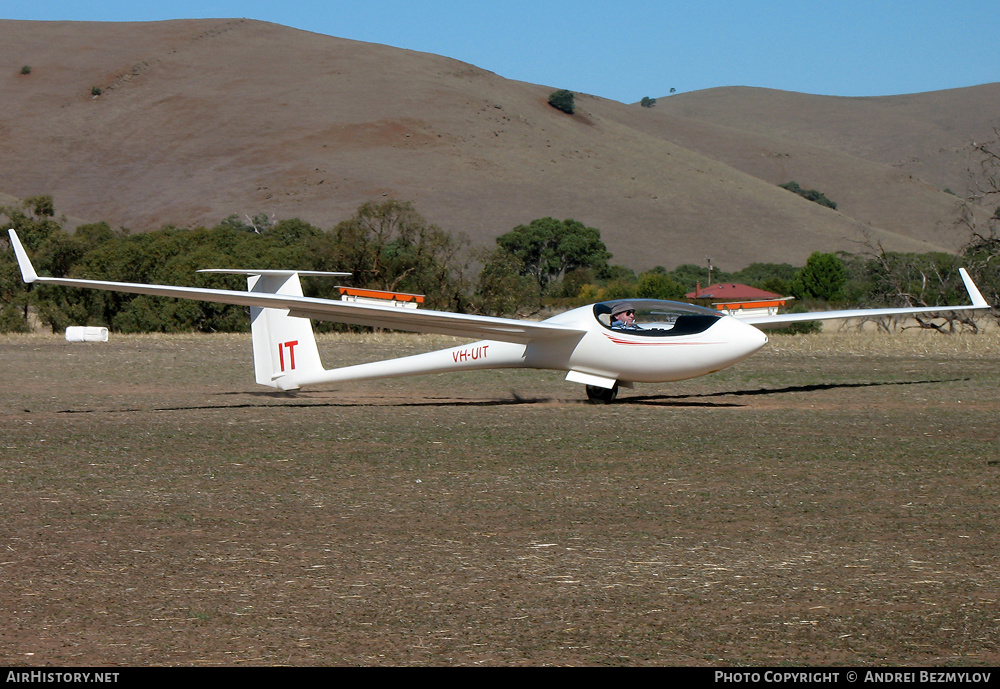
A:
594;299;722;336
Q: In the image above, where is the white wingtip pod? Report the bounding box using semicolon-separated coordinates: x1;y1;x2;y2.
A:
7;230;38;283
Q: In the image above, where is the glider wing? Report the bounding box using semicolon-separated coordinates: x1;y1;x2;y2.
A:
7;230;583;344
738;268;990;326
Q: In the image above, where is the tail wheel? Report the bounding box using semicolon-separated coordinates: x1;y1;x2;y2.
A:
585;383;619;404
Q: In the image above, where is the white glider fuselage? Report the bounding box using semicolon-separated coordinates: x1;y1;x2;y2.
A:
276;301;768;391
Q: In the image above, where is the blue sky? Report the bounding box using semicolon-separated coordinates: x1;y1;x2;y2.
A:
4;1;998;103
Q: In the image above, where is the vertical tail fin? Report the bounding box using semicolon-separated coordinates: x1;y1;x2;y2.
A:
199;269;348;390
247;273;323;389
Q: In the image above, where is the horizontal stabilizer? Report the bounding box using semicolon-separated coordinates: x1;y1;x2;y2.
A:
198;269;350;277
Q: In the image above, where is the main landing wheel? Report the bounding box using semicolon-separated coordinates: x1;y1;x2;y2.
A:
585;383;619;404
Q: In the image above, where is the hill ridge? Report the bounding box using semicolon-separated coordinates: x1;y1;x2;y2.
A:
2;18;996;270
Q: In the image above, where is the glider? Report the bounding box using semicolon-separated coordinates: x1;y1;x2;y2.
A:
7;229;991;402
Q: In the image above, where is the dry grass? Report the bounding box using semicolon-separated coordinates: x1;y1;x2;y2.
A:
1;331;999;666
765;328;1000;358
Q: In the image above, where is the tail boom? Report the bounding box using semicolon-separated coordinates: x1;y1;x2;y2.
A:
276;340;528;390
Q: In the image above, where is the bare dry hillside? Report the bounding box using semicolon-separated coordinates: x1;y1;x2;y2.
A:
1;18;996;269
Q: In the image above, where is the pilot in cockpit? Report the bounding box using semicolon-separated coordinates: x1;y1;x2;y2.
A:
610;302;643;330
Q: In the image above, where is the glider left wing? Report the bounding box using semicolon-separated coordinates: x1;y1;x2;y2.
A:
7;229;583;344
738;268;990;325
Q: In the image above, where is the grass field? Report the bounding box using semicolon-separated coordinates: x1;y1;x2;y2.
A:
1;330;998;666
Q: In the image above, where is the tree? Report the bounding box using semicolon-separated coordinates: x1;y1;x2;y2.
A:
640;96;656;108
791;252;847;301
1;195;61;251
218;213;275;234
955;129;1000;320
730;262;798;296
318;200;468;310
474;247;535;316
493;217;611;297
548;90;575;114
634;271;685;300
667;263;731;293
0;259;30;332
1;195;66;329
74;221;116;246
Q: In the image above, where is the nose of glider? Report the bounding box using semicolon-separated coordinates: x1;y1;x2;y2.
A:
720;315;769;360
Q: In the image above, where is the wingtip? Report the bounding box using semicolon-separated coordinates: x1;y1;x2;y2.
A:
7;229;38;283
959;268;990;308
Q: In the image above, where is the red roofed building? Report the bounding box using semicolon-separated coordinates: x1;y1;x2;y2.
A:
687;283;791;318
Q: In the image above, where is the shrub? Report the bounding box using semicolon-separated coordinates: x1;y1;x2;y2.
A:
548;90;575;114
20;65;31;75
779;181;837;210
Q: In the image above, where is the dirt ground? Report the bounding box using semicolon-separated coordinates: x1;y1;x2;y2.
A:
1;332;998;666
